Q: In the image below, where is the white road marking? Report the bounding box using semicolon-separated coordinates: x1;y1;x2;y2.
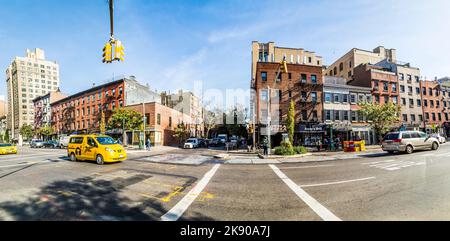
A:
0;162;38;168
365;159;426;171
300;177;376;188
269;164;341;221
363;160;396;165
161;164;221;221
279;164;336;170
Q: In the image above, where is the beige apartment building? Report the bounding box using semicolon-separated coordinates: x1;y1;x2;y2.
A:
6;48;60;142
251;41;323;81
161;90;204;137
325;46;397;81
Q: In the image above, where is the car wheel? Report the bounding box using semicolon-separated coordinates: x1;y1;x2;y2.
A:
405;145;414;154
96;155;105;165
70;153;78;162
432;142;439;151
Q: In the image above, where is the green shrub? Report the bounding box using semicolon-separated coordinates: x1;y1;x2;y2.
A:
274;141;295;156
294;146;308;154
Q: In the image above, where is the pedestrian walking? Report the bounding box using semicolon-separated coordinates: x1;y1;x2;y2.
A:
146;138;152;151
262;138;269;156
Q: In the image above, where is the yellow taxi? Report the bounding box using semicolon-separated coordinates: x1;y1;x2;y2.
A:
0;143;17;155
67;134;126;165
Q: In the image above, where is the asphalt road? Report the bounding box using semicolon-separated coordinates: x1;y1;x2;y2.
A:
1;144;450;221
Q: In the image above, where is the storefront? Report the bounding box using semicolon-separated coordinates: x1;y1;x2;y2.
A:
445;122;450;138
350;126;376;145
295;124;326;147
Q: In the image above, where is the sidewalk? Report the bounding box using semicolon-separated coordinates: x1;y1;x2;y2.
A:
125;145;179;155
222;145;384;165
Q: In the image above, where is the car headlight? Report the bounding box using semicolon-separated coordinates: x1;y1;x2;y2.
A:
105;148;115;153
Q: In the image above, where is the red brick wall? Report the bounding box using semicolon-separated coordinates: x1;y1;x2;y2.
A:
420;81;444;125
255;62;323;124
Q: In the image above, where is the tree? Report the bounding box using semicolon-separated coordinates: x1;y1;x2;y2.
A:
173;122;189;145
108;108;143;131
287;100;295;144
100;111;106;135
38;125;54;141
20;124;34;141
358;102;401;143
4;129;10;143
203;108;220;139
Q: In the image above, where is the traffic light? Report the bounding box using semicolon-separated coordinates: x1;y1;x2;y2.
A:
280;58;288;74
114;40;125;62
102;42;113;63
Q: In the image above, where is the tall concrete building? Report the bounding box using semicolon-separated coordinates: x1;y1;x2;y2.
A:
6;48;60;142
325;46;397;81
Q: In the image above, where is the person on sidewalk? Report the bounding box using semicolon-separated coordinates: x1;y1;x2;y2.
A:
247;138;253;153
262;138;269;156
146;138;152;151
317;140;322;152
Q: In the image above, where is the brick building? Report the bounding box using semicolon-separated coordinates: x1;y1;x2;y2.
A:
350;64;399;106
50;76;160;136
420;80;445;133
33;89;67;131
253;62;323;147
126;102;192;146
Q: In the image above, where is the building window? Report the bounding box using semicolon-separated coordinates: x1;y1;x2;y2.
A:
409;99;414;107
301;110;307;121
312;111;318;120
348;71;352;78
343;94;348;103
432;113;436;121
311;92;318;102
157;114;161;125
383;82;389;92
311;75;317;84
403;114;408;122
437;101;440;108
416;87;420;95
438;113;442;121
400;85;405;93
415;76;420;83
408;86;412;94
325;93;332;102
301;74;307;83
288;73;292;80
417;99;422;107
375;95;380;104
334;110;340;121
446;113;449;121
430;100;434;108
339;63;343;71
334;94;340;103
169;117;172;128
351;111;357;122
424;100;428;107
419;114;423;122
425;112;430;120
411;115;416;122
392;84;397;92
429;88;432;96
343;111;349;121
301;92;307;101
401;98;406;106
261;72;267;82
422;87;426;95
384;96;389;104
119;87;123;96
399;73;404;80
288;91;292;98
325;110;331;121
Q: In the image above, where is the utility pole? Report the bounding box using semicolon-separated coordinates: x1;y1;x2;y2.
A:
109;0;114;39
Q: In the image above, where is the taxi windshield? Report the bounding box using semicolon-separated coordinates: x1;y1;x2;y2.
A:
95;137;116;145
0;144;12;147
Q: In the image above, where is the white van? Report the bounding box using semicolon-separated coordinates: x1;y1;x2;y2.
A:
59;136;71;148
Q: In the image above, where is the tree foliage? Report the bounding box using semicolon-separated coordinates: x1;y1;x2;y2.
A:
287;100;295;144
108;108;143;131
4;129;10;143
173;122;190;145
38;125;54;140
20;124;34;141
358;102;401;142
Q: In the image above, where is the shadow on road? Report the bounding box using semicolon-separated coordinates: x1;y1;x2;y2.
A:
0;174;213;221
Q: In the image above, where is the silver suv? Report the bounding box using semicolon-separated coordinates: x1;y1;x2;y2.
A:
382;131;440;154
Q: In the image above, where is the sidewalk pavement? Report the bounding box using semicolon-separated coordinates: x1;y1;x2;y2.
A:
125;145;180;155
221;145;385;165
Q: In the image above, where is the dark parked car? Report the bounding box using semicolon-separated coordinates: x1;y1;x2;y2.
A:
43;140;60;149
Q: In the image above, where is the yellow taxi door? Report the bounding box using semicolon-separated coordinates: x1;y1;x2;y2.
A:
83;137;98;161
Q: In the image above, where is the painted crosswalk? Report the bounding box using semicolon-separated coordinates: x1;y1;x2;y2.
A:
363;159;426;171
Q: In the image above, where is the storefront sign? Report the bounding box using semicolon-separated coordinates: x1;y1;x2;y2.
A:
297;125;326;133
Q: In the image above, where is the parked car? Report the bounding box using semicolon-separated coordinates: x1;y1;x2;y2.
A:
217;134;228;144
0;143;17;155
431;134;446;144
197;139;207;148
382;131;440;154
210;138;221;147
59;136;71;148
43;140;60;148
30;140;44;148
184;138;199;149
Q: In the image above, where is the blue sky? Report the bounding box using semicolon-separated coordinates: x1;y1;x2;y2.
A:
1;0;450;101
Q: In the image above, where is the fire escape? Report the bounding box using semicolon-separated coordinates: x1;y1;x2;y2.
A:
296;78;323;122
